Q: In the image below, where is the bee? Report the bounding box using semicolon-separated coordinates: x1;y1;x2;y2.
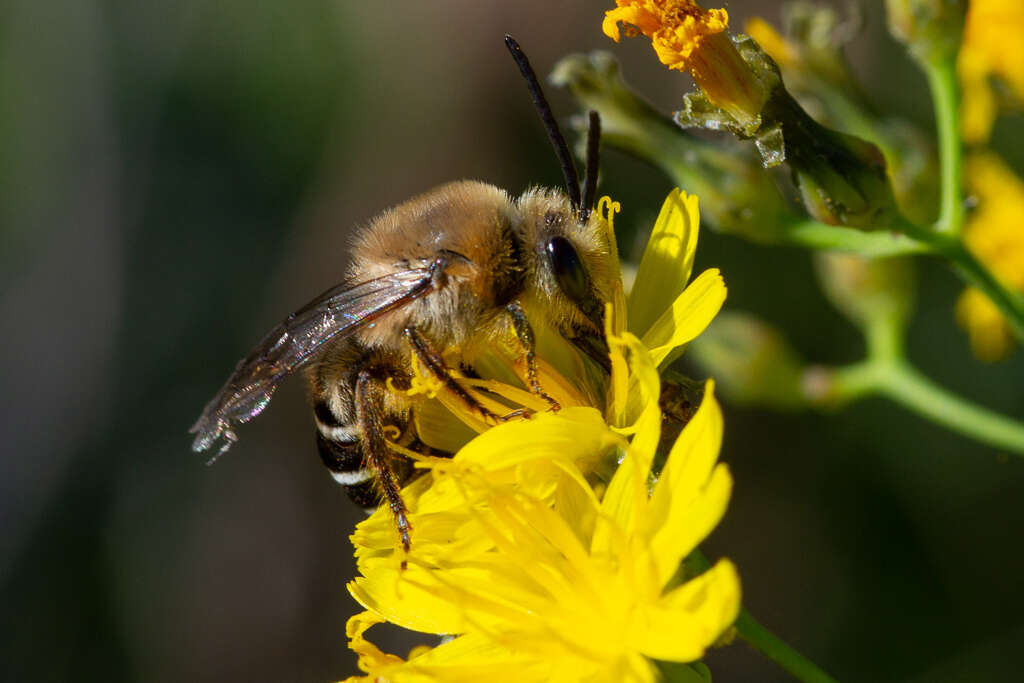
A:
191;37;615;551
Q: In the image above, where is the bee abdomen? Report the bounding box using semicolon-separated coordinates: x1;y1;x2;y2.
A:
314;397;372;488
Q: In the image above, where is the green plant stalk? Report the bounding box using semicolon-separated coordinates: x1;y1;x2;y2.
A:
909;227;1024;342
831;359;1024;457
780;218;927;256
734;610;840;683
924;57;964;235
944;240;1024;342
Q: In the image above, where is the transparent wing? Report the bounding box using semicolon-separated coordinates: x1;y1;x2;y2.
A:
190;268;433;456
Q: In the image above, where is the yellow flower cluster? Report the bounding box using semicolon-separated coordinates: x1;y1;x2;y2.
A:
956;153;1024;360
341;192;738;682
602;1;767;124
958;0;1024;143
602;0;728;72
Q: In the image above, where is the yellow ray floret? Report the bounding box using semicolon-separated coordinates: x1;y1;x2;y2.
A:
958;0;1024;143
956;153;1024;360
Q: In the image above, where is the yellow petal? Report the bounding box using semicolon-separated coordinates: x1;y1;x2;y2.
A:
633;559;741;662
346;610;406;674
641;268;727;368
346;630;546;683
454;407;618;473
348;561;477;634
646;384;730;586
628;189;701;338
594;333;662;554
413;396;480;453
392;633;546;683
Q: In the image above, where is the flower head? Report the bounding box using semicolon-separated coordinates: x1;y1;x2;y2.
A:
602;0;728;71
956;153;1024;360
603;1;767;124
958;0;1024;143
340;192;734;681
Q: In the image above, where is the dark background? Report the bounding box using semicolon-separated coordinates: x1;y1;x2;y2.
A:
3;1;1023;681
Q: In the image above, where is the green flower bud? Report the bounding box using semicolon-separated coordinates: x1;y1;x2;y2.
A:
748;7;940;225
813;252;916;332
551;52;788;242
885;0;966;63
674;36;903;229
688;312;808;408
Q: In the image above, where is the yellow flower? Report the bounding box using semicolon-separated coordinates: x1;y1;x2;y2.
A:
602;1;768;124
956;153;1024;360
345;381;736;683
602;0;729;70
340;192;734;682
958;0;1024;143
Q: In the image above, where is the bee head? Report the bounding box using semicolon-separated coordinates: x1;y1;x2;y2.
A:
517;189;615;371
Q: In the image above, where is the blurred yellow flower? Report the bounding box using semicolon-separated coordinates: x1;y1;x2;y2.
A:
958;0;1024;143
744;17;798;70
956;153;1024;360
603;1;768;124
340;192;735;682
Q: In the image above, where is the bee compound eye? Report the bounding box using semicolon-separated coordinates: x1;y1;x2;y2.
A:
546;236;592;306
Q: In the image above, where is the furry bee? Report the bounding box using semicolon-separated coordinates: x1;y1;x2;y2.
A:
191;37;616;550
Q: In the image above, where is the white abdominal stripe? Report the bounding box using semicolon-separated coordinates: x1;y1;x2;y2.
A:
317;422;360;444
331;467;373;486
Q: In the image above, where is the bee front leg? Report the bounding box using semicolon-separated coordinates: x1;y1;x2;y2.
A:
506;301;561;412
354;368;413;557
403;326;529;423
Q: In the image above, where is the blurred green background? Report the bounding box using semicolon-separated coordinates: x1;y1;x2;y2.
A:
2;1;1023;681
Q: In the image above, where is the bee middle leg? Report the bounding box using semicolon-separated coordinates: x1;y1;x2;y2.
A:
506;300;560;411
403;326;529;423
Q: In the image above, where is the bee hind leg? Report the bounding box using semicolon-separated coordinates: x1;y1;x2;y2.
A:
403;326;530;423
354;368;413;555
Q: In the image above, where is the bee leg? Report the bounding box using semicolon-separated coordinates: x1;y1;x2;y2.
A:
506;301;561;411
403;326;530;423
354;368;412;556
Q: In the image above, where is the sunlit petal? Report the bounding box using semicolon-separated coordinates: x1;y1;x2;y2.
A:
642;268;727;367
629;189;702;337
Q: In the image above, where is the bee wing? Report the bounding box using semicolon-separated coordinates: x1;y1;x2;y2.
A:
190;268;434;456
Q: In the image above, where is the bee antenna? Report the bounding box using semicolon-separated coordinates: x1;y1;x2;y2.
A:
580;111;601;221
504;34;582;210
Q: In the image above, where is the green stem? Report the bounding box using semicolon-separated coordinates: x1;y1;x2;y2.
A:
781;218;927;256
734;610;840;683
943;240;1024;342
908;229;1024;342
924;58;964;236
831;360;1024;456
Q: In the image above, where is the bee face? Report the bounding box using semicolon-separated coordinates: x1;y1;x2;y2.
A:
516;188;616;351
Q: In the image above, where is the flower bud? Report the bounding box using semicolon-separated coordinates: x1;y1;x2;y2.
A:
603;1;769;127
551;52;788;242
885;0;966;63
747;8;939;224
688;312;808;408
670;33;903;229
813;252;916;333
